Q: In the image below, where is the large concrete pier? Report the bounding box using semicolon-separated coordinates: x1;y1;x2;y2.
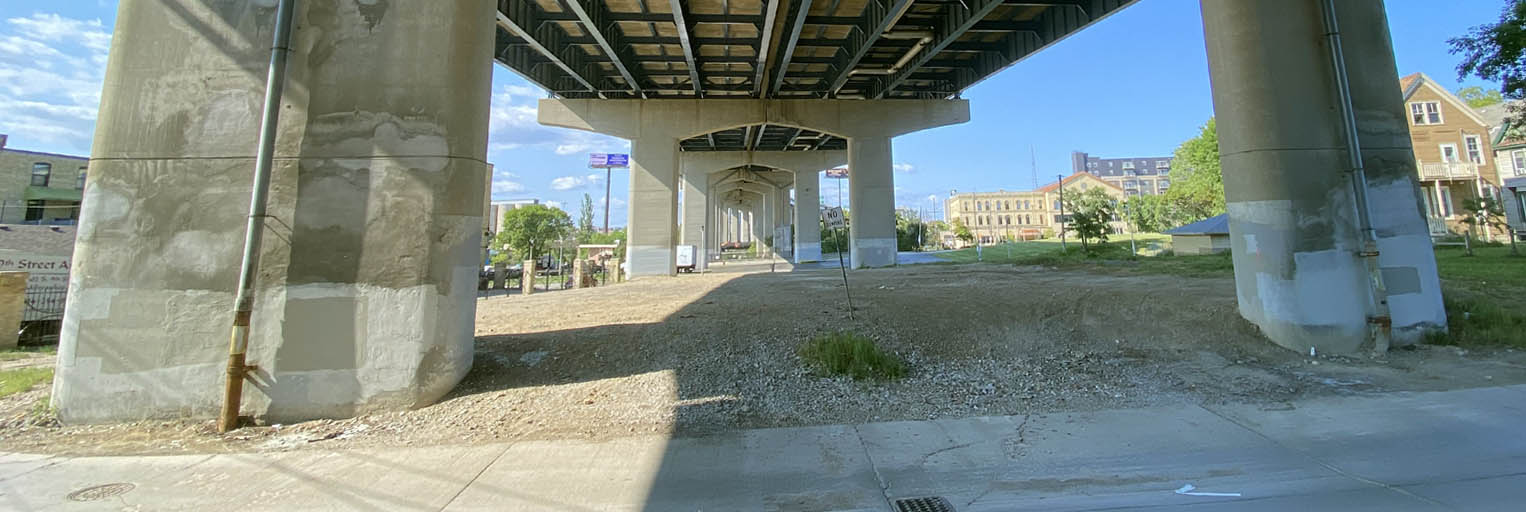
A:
54;1;495;423
1202;0;1445;353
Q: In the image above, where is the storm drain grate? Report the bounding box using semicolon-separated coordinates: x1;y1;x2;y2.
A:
893;496;955;512
67;483;135;502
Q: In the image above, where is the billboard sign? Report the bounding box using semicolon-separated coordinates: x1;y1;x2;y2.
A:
589;153;630;168
824;167;849;179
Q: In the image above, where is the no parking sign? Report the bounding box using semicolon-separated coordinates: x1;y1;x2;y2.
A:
821;207;846;229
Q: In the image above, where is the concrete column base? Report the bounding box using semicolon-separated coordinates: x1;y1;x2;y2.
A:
0;272;24;351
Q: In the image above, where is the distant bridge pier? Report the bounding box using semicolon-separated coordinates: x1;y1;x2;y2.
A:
539;99;967;275
1202;0;1446;353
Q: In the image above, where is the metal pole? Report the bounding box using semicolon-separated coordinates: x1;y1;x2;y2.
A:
220;0;296;433
602;166;612;233
1057;174;1068;252
1321;0;1391;353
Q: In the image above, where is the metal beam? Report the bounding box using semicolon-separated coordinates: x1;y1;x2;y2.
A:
496;2;599;94
824;0;914;96
753;0;783;96
669;0;704;95
769;0;813;96
871;0;1005;98
563;0;645;95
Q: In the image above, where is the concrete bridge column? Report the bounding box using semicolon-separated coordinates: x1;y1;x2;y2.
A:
679;168;708;271
1202;0;1445;353
627;138;681;277
849;136;896;268
795;171;822;263
56;0;493;423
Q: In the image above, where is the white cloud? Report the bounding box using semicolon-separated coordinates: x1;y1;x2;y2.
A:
0;13;112;152
894;163;915;173
488;83;629;156
550;173;602;191
545;200;565;211
490;169;525;195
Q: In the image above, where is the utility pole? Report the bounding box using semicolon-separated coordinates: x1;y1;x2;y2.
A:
1057;174;1068;252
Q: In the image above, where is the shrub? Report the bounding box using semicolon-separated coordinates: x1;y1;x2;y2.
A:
799;332;907;380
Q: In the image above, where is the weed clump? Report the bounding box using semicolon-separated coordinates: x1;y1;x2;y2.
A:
799;332;907;380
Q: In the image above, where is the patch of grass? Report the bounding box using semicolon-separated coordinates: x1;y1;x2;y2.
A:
935;235;1235;278
0;345;57;362
799;332;907;380
0;368;53;398
1430;296;1526;348
1130;251;1235;278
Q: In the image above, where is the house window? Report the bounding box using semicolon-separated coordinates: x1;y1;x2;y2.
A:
1513;150;1526;175
1053;200;1062;210
1121;161;1135;170
1465;135;1484;164
1156;160;1169;169
31;163;51;186
76;168;87;189
985;201;991;211
24;200;44;221
963;201;970;211
1410;101;1442;125
1439;143;1459;163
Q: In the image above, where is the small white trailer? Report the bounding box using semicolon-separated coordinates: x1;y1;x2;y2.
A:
676;245;697;273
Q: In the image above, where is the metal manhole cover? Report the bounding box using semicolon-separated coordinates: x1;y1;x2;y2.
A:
893;496;955;512
66;483;135;502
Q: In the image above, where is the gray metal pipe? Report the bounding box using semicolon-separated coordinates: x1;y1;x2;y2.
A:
1320;0;1392;352
220;0;296;433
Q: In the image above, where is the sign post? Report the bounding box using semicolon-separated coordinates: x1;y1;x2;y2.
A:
822;206;854;320
589;153;630;233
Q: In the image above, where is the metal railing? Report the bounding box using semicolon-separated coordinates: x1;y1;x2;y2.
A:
1419;162;1480;180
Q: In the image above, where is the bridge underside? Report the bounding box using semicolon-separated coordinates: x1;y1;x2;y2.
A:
494;0;1135;100
50;0;1447;426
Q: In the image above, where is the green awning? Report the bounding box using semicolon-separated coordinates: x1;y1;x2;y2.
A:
24;186;82;202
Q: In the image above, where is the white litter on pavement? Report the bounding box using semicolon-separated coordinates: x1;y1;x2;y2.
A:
1175;484;1242;497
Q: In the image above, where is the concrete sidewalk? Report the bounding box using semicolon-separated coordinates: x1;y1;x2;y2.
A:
4;385;1524;511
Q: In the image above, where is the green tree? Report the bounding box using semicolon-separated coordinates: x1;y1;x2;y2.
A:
1163;118;1225;224
951;218;975;244
895;210;929;251
1457;85;1506;107
578;193;596;235
1460;196;1519;256
1121;195;1165;233
1064;188;1117;252
1450;2;1526;124
493;204;573;263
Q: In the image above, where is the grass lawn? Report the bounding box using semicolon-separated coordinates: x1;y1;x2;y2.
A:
0;345;56;362
936;236;1524;348
0;367;52;399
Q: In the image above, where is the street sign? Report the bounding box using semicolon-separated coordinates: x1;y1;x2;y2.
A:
588;153;630;168
822;206;846;229
825;167;849;179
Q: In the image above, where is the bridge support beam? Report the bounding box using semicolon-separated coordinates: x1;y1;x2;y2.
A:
680;166;709;272
849;136;896;268
53;1;494;423
1203;0;1445;353
796;172;822;263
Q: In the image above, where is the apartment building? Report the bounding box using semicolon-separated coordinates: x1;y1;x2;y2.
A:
945;173;1126;245
1399;73;1505;236
0;135;88;225
1071;151;1173;197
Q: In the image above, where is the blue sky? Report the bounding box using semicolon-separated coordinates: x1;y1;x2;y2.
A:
0;0;1509;225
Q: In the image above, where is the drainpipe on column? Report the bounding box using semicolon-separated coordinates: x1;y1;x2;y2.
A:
1320;0;1392;353
220;0;297;433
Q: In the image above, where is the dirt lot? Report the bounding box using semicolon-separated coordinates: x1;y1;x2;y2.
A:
5;263;1526;455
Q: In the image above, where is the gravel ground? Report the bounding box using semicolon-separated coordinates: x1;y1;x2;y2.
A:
4;263;1525;455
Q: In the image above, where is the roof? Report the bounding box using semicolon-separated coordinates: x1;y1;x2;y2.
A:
0;225;77;256
1399;72;1489;127
1165;214;1230;236
1035;172;1125;193
1;147;89;162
